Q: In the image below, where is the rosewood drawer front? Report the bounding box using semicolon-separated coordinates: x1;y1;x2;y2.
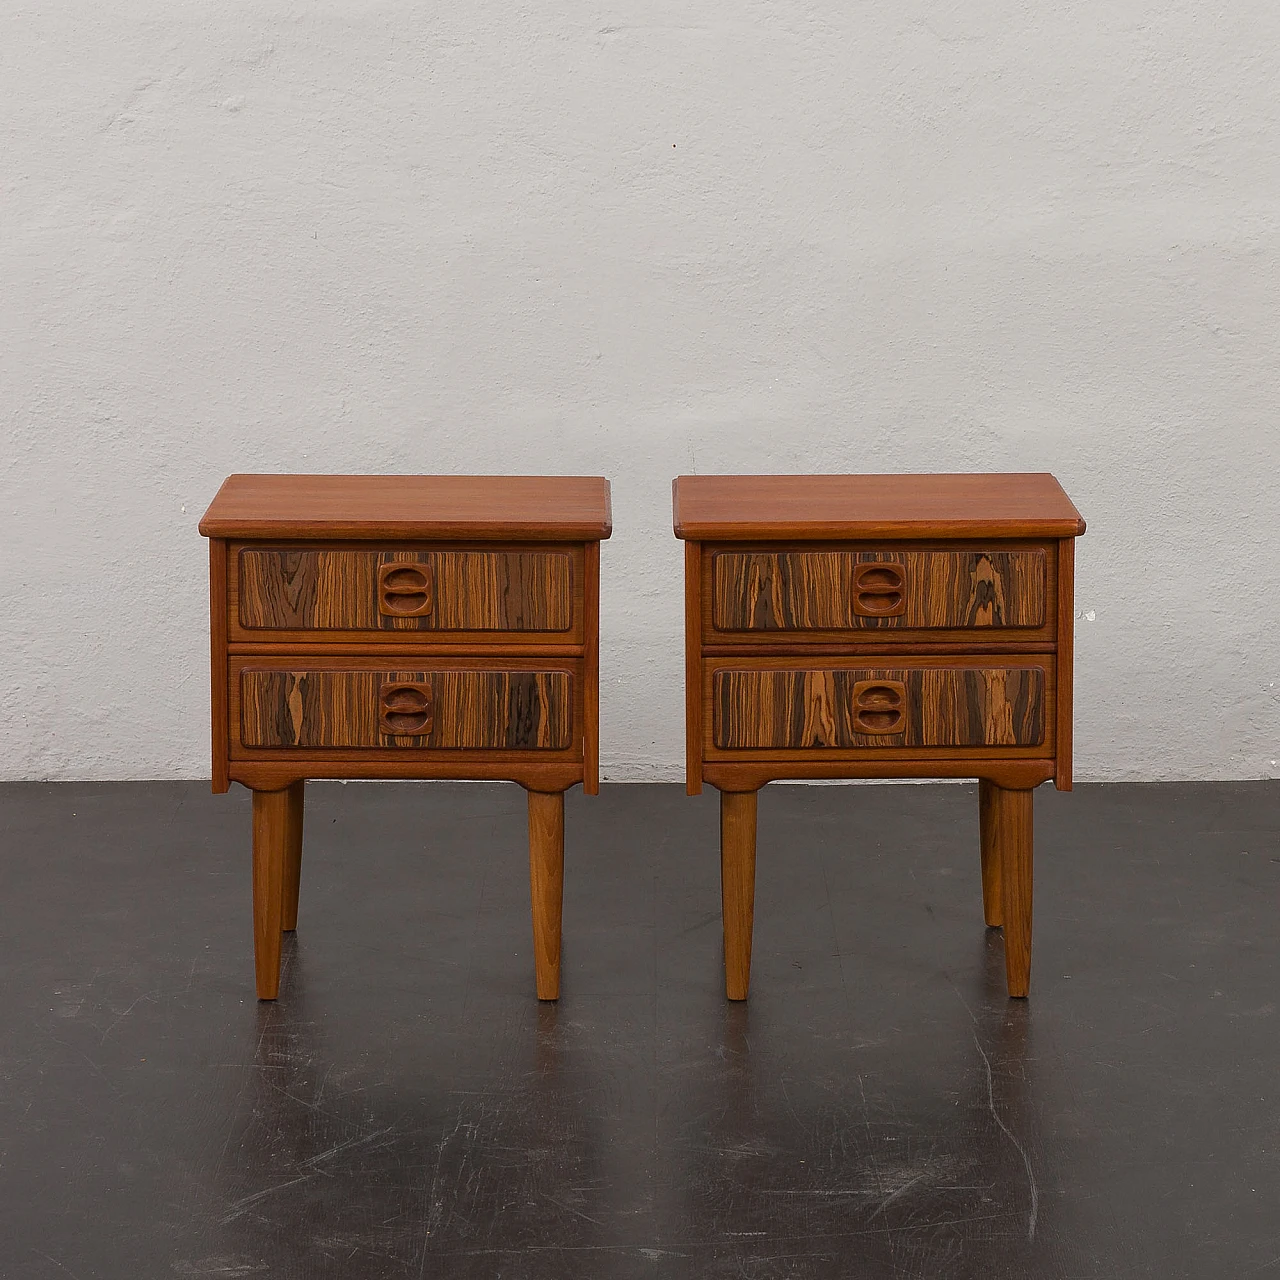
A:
710;548;1046;634
238;667;573;750
711;662;1048;751
234;546;576;638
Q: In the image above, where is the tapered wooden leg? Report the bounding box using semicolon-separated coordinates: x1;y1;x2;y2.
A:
989;784;1035;998
527;790;565;1001
978;779;1003;927
252;788;290;1000
720;789;758;1001
281;780;305;932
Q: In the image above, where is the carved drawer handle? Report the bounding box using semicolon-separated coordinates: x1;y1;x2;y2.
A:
852;562;906;617
378;562;434;617
852;680;906;735
379;682;434;736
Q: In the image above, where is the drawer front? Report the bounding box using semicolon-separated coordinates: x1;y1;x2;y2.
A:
712;549;1045;632
240;668;573;750
713;664;1046;750
236;547;573;633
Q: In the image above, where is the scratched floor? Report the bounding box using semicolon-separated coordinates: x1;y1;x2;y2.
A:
0;781;1277;1279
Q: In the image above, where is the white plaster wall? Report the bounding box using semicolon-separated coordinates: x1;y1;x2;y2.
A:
2;1;1278;782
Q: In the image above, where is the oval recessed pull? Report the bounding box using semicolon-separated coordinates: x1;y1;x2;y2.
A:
383;712;427;733
383;688;429;713
382;593;430;616
852;563;906;618
855;709;901;732
856;686;899;710
851;679;906;736
378;561;434;618
382;566;428;591
379;681;433;736
855;590;903;616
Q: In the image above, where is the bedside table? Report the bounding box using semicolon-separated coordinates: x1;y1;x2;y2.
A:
200;474;611;1001
673;474;1085;999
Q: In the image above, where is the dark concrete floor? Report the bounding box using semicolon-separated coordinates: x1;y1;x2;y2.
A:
0;780;1277;1279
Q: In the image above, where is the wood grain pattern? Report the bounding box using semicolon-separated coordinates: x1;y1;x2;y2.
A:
702;759;1056;791
714;666;1045;750
201;474;613;541
230;759;586;791
252;788;291;999
238;548;572;632
583;540;600;795
281;780;305;932
720;790;757;1001
978;778;1003;927
712;549;1045;631
702;641;1056;657
209;539;230;794
990;785;1034;997
1055;537;1075;792
685;541;704;795
230;642;583;657
527;791;565;1000
241;669;572;750
673;473;1086;540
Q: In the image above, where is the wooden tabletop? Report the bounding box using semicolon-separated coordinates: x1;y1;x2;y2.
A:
200;474;613;541
672;473;1085;540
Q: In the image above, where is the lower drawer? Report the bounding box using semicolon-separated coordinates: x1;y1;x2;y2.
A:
710;659;1049;751
235;662;574;751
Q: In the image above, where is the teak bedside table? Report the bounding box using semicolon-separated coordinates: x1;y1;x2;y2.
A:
200;474;611;1001
673;473;1085;1000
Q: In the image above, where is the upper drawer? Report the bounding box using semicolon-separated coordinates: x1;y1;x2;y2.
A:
710;547;1047;636
231;544;579;642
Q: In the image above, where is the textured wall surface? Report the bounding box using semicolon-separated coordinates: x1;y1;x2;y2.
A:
3;2;1278;782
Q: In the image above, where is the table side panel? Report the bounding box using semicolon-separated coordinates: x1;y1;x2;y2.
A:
1056;537;1076;790
582;539;601;793
685;541;704;794
209;538;230;793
